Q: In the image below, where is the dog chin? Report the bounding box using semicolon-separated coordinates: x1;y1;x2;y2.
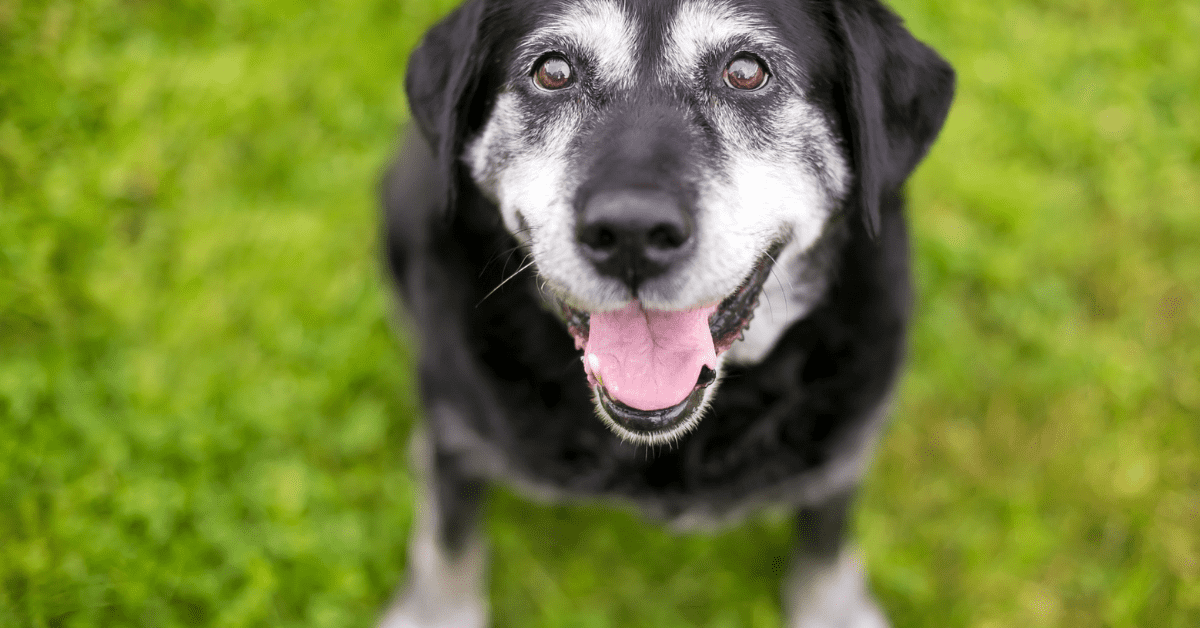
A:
549;240;786;444
590;378;720;446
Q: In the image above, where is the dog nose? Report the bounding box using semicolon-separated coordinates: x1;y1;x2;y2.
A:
576;189;694;288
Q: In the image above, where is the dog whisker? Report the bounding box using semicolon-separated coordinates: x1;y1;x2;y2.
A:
763;250;793;321
478;227;534;278
476;256;535;307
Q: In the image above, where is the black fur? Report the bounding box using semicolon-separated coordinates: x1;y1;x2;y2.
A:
832;0;956;237
382;0;953;609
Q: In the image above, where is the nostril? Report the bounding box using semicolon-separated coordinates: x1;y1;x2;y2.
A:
580;224;618;252
647;224;686;249
593;227;616;249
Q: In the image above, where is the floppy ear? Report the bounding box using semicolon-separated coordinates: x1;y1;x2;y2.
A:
831;0;955;237
404;0;491;220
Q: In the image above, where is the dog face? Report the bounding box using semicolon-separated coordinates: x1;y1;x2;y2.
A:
465;0;849;314
405;0;954;444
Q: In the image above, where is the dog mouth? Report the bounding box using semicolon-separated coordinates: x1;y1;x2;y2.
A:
557;241;784;442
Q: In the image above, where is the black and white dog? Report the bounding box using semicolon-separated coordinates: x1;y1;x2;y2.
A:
380;0;953;625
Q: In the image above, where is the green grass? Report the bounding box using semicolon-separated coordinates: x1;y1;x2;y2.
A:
1;0;1197;626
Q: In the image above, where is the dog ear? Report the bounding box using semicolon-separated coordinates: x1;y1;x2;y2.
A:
831;0;955;237
405;0;491;221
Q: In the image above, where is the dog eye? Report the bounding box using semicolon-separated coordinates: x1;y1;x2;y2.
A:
533;55;574;90
723;54;768;91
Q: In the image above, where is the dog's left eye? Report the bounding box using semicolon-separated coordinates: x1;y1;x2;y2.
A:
723;54;768;91
533;55;574;90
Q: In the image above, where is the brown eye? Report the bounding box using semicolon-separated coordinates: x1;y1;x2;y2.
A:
534;55;574;90
723;54;768;91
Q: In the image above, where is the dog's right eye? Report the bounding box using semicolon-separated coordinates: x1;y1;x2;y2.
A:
533;55;574;91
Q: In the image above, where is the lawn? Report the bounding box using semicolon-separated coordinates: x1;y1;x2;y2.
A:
1;0;1197;626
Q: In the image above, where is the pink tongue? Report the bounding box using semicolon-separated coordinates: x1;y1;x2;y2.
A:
583;301;718;411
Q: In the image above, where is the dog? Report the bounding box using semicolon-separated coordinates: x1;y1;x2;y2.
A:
379;0;953;625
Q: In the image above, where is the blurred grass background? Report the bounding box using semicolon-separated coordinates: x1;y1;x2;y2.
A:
1;0;1197;626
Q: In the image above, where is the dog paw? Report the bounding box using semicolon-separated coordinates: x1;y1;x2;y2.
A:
787;602;889;628
377;588;487;628
783;551;890;628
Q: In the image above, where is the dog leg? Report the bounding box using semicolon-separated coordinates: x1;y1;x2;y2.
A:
783;492;889;628
379;429;489;628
